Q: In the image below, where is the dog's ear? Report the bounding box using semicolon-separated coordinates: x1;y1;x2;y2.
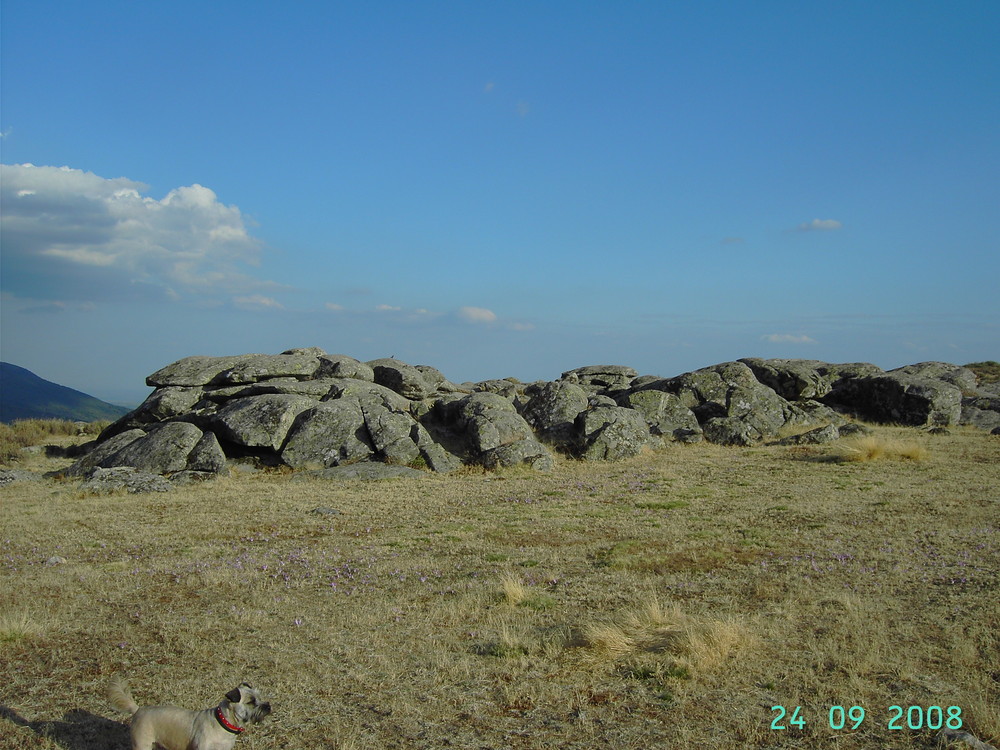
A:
225;686;243;703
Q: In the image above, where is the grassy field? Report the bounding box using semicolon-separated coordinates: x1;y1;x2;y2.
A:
1;425;997;749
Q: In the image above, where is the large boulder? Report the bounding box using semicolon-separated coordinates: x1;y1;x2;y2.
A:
411;423;463;473
820;362;885;394
448;392;536;453
362;404;422;466
146;355;243;387
185;431;228;473
208;394;317;450
722;384;796;440
739;358;832;400
784;399;848;428
560;365;638;394
575;406;654;460
147;352;322;387
827;373;962;427
960;397;1000;432
615;389;701;442
889;362;978;394
648;361;759;409
701;417;759;447
67;423;228;477
774;423;841;446
202;378;340;400
98;421;205;474
434;392;552;468
215;353;322;386
98;386;207;440
519;381;589;446
637;362;793;444
280;400;373;469
79;466;172;494
470;379;525;399
131;385;206;421
414;364;463;393
315;354;375;382
480;439;554;471
367;358;436;400
60;429;147;477
324;379;412;413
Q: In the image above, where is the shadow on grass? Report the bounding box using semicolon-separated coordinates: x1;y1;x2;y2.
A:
0;706;129;750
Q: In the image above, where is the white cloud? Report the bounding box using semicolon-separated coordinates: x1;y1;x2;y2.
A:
483;82;495;93
796;218;842;232
516;101;530;118
458;306;497;323
233;294;284;311
761;333;816;344
325;302;344;311
0;163;267;303
376;304;402;312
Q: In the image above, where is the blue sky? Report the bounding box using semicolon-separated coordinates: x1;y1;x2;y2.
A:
2;1;998;404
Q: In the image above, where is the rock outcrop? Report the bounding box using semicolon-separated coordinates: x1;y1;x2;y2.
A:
824;370;963;427
56;350;997;487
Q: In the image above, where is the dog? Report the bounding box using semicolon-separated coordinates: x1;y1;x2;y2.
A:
108;676;271;750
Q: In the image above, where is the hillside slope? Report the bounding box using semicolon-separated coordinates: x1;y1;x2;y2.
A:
0;362;131;423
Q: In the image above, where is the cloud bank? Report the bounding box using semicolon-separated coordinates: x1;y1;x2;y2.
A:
0;163;268;304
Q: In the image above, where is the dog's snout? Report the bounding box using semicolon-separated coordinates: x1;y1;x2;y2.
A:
260;702;272;715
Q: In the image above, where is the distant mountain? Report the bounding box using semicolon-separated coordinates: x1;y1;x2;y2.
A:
0;362;132;423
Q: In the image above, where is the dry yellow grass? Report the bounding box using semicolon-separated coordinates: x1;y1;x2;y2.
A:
0;419;110;464
581;598;755;682
0;611;45;644
0;425;997;749
500;574;529;606
835;435;930;462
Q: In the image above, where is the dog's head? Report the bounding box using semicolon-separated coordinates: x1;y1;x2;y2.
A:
220;683;272;729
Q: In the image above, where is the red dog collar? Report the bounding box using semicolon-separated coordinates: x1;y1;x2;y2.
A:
215;707;244;734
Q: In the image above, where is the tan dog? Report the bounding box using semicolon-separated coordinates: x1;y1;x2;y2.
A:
108;676;271;750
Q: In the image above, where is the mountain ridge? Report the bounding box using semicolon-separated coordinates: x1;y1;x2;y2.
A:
0;362;132;423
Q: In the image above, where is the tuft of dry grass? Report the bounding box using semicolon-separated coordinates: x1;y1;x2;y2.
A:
0;611;44;644
581;598;754;676
500;574;529;606
834;435;930;462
